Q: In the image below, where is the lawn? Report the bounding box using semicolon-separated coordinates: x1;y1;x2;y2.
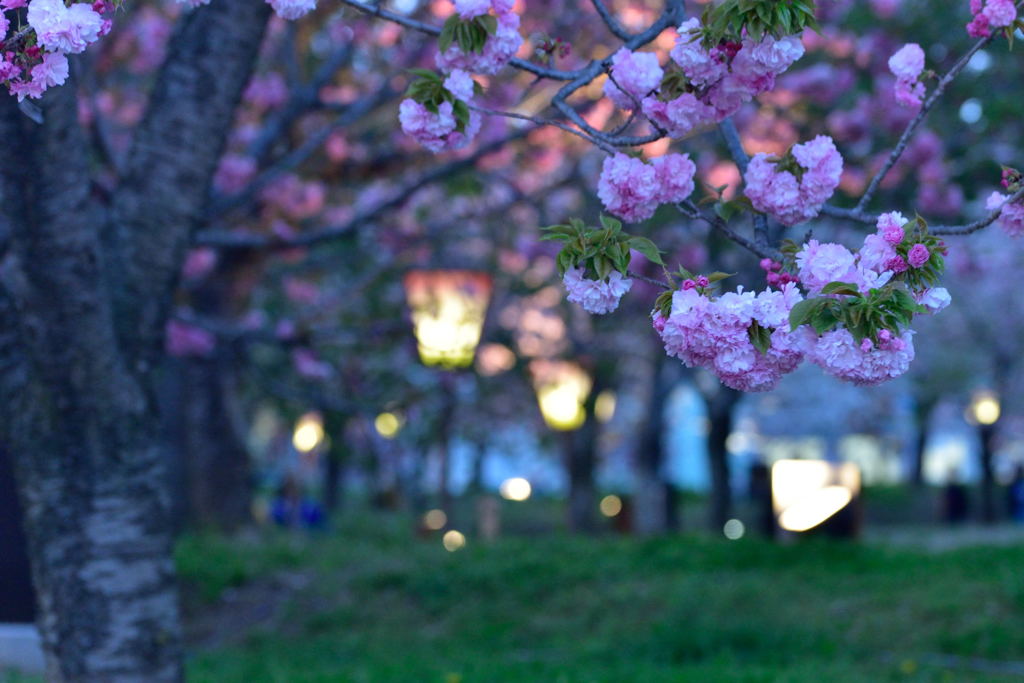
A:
178;506;1024;682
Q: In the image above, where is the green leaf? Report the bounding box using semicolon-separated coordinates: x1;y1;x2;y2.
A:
789;298;823;331
706;271;735;284
594;256;612;280
478;14;497;34
439;15;459;53
599;214;622;234
820;281;861;296
747;320;772;354
627;236;664;266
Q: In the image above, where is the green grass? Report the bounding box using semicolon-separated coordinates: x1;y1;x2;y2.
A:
180;509;1024;682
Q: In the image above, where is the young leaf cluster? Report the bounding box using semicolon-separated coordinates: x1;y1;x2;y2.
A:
789;282;925;343
405;69;478;133
893;216;947;291
701;0;819;46
439;13;498;55
542;215;663;281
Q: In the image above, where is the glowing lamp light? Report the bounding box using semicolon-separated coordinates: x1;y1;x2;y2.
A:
967;390;1000;426
529;360;592;431
442;529;466;552
375;412;403;439
599;494;622;517
423;509;447;531
594;390;617;423
292;412;324;453
771;459;860;533
403;270;492;369
499;477;532;501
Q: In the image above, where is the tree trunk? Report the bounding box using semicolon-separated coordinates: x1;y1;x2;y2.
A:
564;426;598;533
0;1;270;676
632;357;677;536
979;424;997;524
706;387;740;531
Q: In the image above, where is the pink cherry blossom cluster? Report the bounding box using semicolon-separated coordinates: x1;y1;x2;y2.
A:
804;327;915;386
436;0;521;75
399;69;482;153
967;0;1017;38
888;43;925;108
652;283;806;392
795;211;944;296
635;17;804;138
0;0;112;101
744;135;843;226
596;152;696;223
562;266;633;314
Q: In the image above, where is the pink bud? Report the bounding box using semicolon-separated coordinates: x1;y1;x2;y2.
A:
860;338;874;353
696;275;710;288
681;279;697;290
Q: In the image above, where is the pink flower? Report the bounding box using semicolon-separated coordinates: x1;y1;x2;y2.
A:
916;287;951;312
877;211;907;245
745;136;843;226
795;239;858;295
563;266;632;314
650;153;696;204
907;243;930;268
888;44;925;81
597;153;660;223
985;190;1024;237
436;10;521;75
30;51;68;88
453;0;491;19
982;0;1016;26
886;255;909;273
267;0;317;20
806;328;915;386
641;93;716;138
603;48;663;110
398;91;481;153
656;284;804;392
670;18;726;87
858;234;897;274
214;155;257;194
27;0;104;54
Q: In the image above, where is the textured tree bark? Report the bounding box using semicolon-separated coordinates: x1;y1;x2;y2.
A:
0;1;271;678
706;387;740;531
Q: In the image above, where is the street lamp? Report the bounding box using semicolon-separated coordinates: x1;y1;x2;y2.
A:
528;359;592;431
403;269;493;520
403;270;492;369
967;390;1001;523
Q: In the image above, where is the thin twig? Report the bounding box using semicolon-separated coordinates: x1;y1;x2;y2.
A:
855;27;1003;211
469;104;618;154
627;270;669;288
932;186;1024;235
337;0;580;81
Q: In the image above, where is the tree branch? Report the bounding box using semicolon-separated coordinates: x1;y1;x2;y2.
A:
855;30;999;212
109;0;273;367
590;0;633;41
932;186;1024;235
